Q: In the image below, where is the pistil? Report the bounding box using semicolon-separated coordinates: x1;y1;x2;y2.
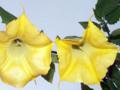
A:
13;38;22;47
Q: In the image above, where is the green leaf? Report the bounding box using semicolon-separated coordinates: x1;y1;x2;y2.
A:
94;0;118;20
111;28;120;36
110;35;120;46
115;53;120;62
94;0;120;24
101;57;120;90
81;83;94;90
110;61;120;89
111;72;120;88
100;81;110;90
42;63;55;83
105;6;120;24
101;79;117;90
108;29;120;45
110;29;120;45
64;36;80;39
79;22;88;29
0;6;17;24
52;51;58;63
111;38;120;46
79;21;101;29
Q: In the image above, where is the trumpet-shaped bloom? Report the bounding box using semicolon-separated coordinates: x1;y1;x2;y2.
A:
0;13;53;87
56;21;118;85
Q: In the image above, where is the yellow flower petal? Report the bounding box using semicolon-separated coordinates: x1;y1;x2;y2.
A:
6;13;51;46
0;32;10;43
26;43;53;76
84;21;116;48
6;20;18;37
6;13;39;37
0;13;53;87
56;38;99;84
56;21;118;85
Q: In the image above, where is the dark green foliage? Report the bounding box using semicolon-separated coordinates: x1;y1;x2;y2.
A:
111;28;120;37
79;21;101;29
0;6;17;24
110;29;120;45
42;63;55;83
64;36;80;39
51;51;58;63
81;83;93;90
94;0;120;24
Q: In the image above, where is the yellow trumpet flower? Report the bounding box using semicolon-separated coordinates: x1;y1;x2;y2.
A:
0;13;53;87
56;21;118;85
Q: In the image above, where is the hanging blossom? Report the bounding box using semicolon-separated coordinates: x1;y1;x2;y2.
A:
0;13;53;87
56;21;119;85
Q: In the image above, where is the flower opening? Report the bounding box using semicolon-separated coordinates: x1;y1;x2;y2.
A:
0;13;53;87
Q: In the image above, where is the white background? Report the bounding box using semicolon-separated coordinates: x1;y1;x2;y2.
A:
0;0;119;90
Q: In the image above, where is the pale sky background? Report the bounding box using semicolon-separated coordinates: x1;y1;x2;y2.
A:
0;0;119;90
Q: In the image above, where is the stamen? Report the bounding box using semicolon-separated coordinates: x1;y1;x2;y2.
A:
13;39;22;43
13;38;22;47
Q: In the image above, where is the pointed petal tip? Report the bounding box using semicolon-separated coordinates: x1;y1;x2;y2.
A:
18;12;28;21
87;20;99;30
88;20;93;26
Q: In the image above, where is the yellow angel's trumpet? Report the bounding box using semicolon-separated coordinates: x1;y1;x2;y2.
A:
0;13;53;87
56;21;118;85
